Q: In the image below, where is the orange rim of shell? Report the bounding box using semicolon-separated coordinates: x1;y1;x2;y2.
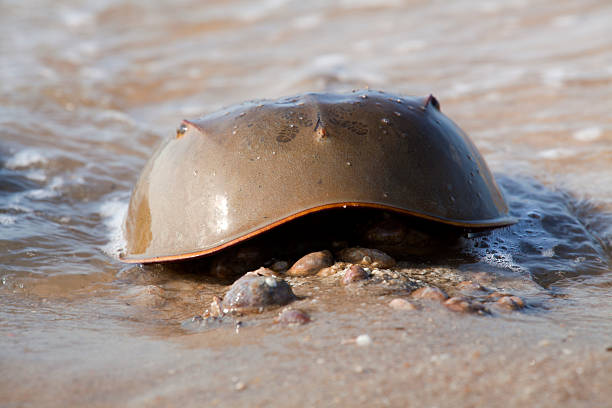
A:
119;201;516;264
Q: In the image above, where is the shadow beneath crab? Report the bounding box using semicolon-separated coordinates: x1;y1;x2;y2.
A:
158;208;476;281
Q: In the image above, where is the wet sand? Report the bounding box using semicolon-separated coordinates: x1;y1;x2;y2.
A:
2;270;611;408
1;0;611;406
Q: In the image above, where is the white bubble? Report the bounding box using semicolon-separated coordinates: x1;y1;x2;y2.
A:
5;149;47;169
25;169;47;182
265;277;277;287
27;189;57;200
0;215;16;225
356;334;372;347
573;127;602;142
541;248;555;257
537;148;575;160
61;9;94;28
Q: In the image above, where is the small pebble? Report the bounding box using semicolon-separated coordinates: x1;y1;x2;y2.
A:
337;247;396;268
317;262;345;277
444;296;486;313
269;260;289;273
209;296;224;317
410;286;448;302
287;250;334;276
364;219;407;245
342;264;368;285
356;334;372;347
495;295;525;310
221;268;296;313
235;381;246;391
487;291;509;301
389;298;417;311
277;307;311;325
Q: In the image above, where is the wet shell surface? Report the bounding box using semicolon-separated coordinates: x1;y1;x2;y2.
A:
122;91;515;263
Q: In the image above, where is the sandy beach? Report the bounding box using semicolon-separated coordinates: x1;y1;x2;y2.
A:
1;0;611;406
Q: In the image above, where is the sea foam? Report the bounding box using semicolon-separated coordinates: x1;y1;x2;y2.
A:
5;149;48;169
99;194;129;259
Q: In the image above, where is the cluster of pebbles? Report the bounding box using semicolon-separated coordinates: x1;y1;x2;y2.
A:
184;246;527;331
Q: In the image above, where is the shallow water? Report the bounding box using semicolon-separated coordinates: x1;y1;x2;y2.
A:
1;0;611;407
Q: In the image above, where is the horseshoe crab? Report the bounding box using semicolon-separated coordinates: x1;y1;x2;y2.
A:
121;90;515;264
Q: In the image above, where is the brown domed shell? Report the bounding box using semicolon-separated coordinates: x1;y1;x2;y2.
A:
121;91;515;263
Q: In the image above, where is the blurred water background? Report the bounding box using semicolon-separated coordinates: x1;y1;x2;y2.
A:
1;0;611;406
